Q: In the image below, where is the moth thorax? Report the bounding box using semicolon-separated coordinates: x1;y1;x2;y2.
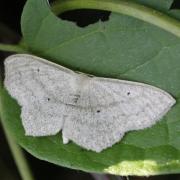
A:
76;74;91;88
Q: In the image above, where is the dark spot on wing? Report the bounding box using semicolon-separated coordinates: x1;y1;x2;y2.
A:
97;110;101;113
47;98;50;101
73;98;79;103
37;68;40;72
127;92;130;96
70;94;81;103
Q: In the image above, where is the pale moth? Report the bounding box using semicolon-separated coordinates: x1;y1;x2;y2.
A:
4;54;176;152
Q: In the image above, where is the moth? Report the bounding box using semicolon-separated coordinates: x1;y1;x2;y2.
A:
4;54;176;152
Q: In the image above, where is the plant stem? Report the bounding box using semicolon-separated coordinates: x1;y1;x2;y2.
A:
0;43;27;53
0;117;35;180
51;0;180;38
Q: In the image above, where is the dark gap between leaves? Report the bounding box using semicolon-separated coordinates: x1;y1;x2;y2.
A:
171;0;180;9
55;9;111;28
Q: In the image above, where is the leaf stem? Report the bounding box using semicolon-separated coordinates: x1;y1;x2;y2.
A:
0;43;27;53
0;116;35;180
51;0;180;38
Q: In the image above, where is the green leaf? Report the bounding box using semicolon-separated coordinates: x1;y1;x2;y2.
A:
0;0;180;176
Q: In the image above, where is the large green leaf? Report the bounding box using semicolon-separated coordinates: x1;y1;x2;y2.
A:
0;0;180;176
